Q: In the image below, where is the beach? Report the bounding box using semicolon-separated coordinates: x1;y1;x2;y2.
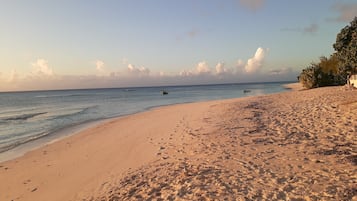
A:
0;85;356;200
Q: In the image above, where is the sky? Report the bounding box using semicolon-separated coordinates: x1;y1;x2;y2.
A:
0;0;356;91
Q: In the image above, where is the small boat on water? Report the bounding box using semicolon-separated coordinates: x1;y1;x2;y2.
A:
161;90;168;95
243;89;251;93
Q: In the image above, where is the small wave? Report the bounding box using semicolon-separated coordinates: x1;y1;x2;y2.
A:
0;107;36;116
3;112;47;121
48;105;98;120
35;94;90;98
0;131;49;153
123;89;136;92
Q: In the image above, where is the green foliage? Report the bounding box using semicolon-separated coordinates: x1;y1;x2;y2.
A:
299;17;357;89
298;63;320;89
298;56;341;89
319;54;339;74
333;17;357;81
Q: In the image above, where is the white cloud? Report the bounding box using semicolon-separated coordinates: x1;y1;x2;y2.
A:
330;3;357;22
95;60;105;71
239;0;265;11
127;64;150;76
196;61;211;75
31;59;54;76
179;70;194;77
215;62;230;75
236;59;245;72
180;61;212;77
127;64;135;72
237;59;245;68
244;47;268;73
1;47;300;92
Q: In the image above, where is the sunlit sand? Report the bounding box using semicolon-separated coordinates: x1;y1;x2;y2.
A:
0;86;356;200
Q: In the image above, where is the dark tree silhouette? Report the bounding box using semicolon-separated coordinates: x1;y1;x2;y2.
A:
333;17;357;81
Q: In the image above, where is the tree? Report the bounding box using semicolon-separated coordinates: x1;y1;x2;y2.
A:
298;55;341;89
319;54;339;74
298;63;321;89
299;17;357;88
319;54;344;85
333;17;357;81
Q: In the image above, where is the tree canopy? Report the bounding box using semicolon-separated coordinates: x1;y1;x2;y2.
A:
333;17;357;77
299;17;357;89
298;56;341;89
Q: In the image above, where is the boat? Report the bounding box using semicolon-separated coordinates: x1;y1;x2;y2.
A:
243;89;251;93
161;90;168;95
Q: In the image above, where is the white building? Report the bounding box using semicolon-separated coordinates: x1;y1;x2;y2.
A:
350;74;357;88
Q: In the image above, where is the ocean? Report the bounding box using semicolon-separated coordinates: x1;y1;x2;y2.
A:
0;82;292;161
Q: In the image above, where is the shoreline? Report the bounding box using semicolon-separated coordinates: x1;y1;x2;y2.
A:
0;98;228;201
0;100;217;163
0;119;108;163
1;85;355;200
0;83;293;163
282;82;304;91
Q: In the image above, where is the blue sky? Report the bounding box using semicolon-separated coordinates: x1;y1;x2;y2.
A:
0;0;356;91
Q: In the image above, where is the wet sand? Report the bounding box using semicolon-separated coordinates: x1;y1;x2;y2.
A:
0;86;356;201
283;82;305;91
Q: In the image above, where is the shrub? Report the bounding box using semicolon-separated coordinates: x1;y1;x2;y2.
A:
299;56;341;89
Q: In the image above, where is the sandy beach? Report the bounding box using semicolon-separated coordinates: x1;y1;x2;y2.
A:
0;86;356;201
283;82;305;91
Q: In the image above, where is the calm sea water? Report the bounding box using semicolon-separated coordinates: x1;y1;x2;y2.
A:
0;82;291;156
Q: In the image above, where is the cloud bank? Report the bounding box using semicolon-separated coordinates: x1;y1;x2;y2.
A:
244;47;268;73
0;48;298;92
196;62;211;75
179;47;268;77
31;59;54;76
95;60;105;71
127;64;150;76
215;62;229;75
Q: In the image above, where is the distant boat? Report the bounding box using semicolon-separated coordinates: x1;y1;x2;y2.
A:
161;90;168;95
243;89;251;93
